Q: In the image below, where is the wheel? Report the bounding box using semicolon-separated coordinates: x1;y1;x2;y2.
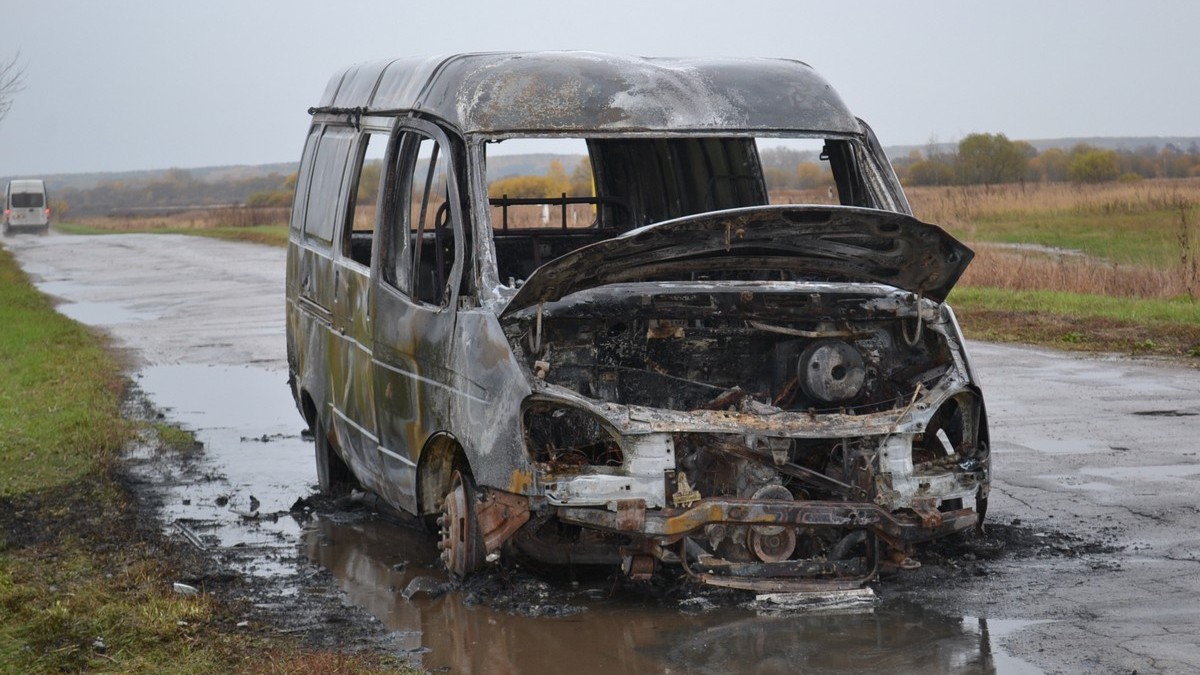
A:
313;419;355;496
438;470;486;578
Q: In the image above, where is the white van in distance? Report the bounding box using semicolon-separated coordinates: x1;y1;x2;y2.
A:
4;179;51;235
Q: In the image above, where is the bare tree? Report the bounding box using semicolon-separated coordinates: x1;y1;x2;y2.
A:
0;52;26;124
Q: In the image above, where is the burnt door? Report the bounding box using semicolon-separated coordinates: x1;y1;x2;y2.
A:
371;121;464;514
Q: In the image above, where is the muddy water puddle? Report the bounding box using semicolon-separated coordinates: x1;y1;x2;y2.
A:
303;514;1043;674
126;363;314;578
127;360;1044;672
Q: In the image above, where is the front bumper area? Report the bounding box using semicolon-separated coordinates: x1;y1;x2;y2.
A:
554;496;981;591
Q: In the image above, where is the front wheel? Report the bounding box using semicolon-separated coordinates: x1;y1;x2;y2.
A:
438;470;486;578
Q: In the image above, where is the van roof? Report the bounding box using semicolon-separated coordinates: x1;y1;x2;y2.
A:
8;179;45;192
314;51;861;137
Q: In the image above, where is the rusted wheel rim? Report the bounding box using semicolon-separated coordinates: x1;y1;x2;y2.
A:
439;471;482;578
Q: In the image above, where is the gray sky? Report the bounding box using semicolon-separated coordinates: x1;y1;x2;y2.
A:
0;0;1195;176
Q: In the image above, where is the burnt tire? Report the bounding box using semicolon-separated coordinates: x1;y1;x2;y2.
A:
313;419;355;497
439;470;487;578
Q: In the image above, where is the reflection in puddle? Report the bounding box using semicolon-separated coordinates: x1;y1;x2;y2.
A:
33;278;159;325
302;516;1044;674
58;300;159;324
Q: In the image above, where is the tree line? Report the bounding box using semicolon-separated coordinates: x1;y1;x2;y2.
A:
54;168;295;217
46;135;1200;218
895;133;1200;187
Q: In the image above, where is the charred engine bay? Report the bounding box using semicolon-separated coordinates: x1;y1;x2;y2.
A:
507;285;950;415
511;284;967;489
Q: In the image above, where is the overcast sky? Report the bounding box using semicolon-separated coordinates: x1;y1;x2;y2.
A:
0;0;1195;176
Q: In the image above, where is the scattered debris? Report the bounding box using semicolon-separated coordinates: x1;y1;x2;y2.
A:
749;587;878;613
401;576;451;601
173;520;207;552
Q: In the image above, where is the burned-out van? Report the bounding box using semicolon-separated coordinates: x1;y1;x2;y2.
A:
286;52;990;591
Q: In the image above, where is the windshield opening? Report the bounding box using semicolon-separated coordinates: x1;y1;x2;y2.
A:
483;135;875;288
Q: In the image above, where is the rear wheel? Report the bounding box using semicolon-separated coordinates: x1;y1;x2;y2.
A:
313;419;355;497
438;470;486;578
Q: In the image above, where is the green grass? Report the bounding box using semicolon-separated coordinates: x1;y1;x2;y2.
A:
964;209;1185;267
0;247;131;496
0;245;407;673
950;286;1200;358
154;422;198;451
950;286;1200;325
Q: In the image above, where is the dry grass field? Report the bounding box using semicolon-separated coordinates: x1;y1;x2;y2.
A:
908;179;1200;300
69;205;289;231
903;179;1200;356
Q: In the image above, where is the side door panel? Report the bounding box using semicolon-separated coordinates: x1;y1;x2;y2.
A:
331;258;380;488
372;122;464;514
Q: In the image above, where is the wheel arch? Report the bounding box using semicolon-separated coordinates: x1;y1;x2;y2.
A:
299;388;319;434
417;432;472;520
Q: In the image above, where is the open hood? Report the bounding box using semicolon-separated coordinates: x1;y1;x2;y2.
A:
501;205;972;316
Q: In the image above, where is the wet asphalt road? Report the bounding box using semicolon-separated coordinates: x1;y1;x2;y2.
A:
6;231;1200;674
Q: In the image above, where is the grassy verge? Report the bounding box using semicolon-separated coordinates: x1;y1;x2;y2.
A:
55;221;289;248
0;247;131;496
0;246;404;673
951;286;1200;358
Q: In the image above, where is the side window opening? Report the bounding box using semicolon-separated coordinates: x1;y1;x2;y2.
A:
386;129;458;307
822;139;871;208
289;127;320;234
341;131;389;267
303;127;355;245
412;138;448;304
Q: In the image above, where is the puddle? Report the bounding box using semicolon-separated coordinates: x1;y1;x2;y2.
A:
1037;464;1200;490
58;300;159;324
1021;438;1110;455
123;358;1049;672
126;363;313;578
1080;464;1200;482
302;515;1045;674
1035;474;1116;492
